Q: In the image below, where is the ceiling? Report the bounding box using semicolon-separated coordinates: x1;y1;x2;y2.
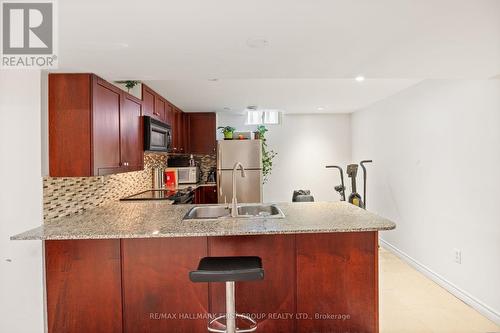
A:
56;0;500;113
145;79;420;114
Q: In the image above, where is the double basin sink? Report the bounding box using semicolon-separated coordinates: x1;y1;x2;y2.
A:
183;204;285;220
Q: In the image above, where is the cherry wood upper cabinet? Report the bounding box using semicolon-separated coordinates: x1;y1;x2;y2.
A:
181;112;190;153
121;94;144;171
142;85;155;118
142;84;168;122
92;78;121;174
171;107;182;153
155;96;166;122
140;84;188;154
165;102;174;126
188;113;216;154
49;74;144;177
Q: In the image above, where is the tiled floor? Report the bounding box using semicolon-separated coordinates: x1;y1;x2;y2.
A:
379;247;500;333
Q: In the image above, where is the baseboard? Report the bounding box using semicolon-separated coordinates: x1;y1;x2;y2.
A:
379;238;500;325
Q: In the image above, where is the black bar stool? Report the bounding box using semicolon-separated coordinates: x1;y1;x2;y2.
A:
190;256;264;333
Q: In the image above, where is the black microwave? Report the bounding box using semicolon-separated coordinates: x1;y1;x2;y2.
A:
143;116;172;152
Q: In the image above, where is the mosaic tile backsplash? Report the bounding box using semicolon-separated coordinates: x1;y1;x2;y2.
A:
43;153;216;221
43;153;167;221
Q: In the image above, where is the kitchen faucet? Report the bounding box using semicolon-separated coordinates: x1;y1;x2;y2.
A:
231;162;246;217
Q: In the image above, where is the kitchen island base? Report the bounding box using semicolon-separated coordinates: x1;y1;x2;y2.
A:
45;232;378;333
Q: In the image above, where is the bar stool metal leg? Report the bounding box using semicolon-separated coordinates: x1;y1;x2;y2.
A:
226;281;236;333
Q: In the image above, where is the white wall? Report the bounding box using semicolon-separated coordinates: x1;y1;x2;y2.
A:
351;80;500;323
217;113;352;202
0;71;45;332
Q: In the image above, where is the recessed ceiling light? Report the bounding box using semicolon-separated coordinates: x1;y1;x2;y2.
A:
317;107;325;111
355;75;365;82
246;38;269;49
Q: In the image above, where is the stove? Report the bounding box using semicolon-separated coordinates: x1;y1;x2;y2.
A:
120;188;194;204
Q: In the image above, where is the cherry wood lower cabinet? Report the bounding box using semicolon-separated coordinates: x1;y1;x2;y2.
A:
208;235;297;332
121;238;208;333
45;232;378;333
296;232;378;333
45;240;123;333
194;185;218;204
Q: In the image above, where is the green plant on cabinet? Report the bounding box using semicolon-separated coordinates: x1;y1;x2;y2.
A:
115;80;140;92
256;125;277;184
218;126;236;140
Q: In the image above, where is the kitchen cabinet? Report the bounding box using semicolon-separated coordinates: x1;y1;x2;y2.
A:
44;232;379;332
141;84;191;153
142;84;167;121
49;74;143;176
155;95;166;122
188;112;216;154
121;94;144;171
142;85;156;119
172;107;186;153
194;185;217;204
45;240;123;333
121;238;208;332
165;101;174;126
208;235;296;332
182;112;190;153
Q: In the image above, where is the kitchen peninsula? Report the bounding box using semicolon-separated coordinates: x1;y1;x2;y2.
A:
12;201;395;333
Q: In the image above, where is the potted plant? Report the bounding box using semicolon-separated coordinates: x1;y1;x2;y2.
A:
115;80;140;92
218;126;236;140
255;125;277;183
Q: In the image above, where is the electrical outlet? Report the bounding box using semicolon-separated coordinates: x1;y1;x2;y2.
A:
453;248;462;264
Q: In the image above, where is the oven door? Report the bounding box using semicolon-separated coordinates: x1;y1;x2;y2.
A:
144;116;171;152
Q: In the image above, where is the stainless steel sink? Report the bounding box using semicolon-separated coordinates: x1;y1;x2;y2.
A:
183;205;231;220
237;204;285;218
183;204;285;220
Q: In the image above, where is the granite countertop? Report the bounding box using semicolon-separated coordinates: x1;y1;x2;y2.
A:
11;201;396;240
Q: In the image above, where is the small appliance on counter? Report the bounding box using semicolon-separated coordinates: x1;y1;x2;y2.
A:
207;167;216;183
164;168;178;189
152;168;165;189
167;155;201;184
176;166;200;184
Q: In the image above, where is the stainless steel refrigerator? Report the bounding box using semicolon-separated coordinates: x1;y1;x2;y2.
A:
217;140;263;204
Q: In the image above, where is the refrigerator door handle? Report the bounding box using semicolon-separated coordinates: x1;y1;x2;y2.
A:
218;169;223;201
217;144;221;169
